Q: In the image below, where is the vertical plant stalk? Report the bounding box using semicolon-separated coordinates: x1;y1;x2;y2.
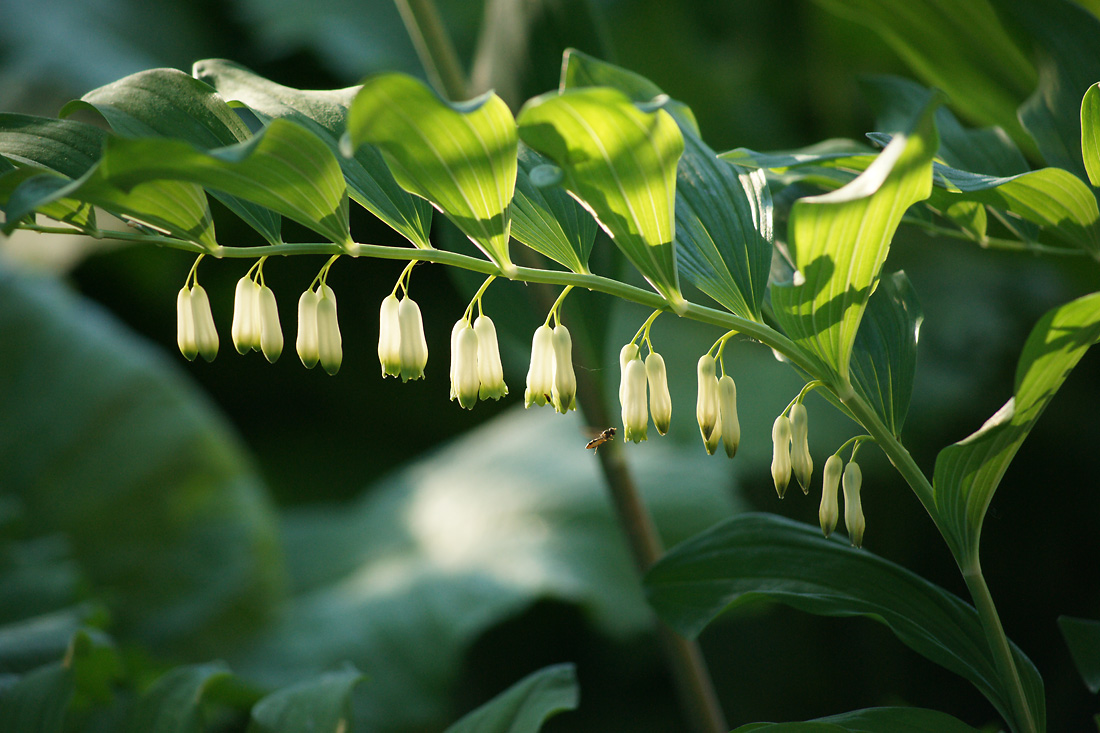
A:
392;0;468;102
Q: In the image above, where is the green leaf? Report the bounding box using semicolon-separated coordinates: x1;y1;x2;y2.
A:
1083;83;1100;188
732;706;982;732
517;86;685;309
1059;616;1100;694
0;114;107;179
248;668;363;733
849;271;922;437
343;73;518;271
126;662;233;733
769;93;938;385
933;291;1100;560
59;68;282;245
0;166;97;231
444;664;578;733
509;143;597;273
192;59;434;248
644;513;1042;729
97;118;351;246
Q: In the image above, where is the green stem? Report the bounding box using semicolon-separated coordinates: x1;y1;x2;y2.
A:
392;0;467;101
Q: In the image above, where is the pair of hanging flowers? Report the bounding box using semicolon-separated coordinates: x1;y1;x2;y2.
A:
618;311;673;443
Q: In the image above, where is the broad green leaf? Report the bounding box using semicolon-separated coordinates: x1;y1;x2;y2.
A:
97;118;351;246
769;94;938;386
644;513;1043;730
733;706;981;732
59;68;282;245
444;663;578;733
849;270;922;437
343;73;518;271
0;166;96;231
1059;617;1100;694
509;143;596;273
0;266;282;654
517;87;685;309
933;291;1100;560
0;114;106;179
248;668;363;733
812;0;1035;153
192;59;434;248
126;662;233;733
1083;83;1100;188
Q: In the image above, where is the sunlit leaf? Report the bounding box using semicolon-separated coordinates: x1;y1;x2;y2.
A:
192;59;434;248
644;513;1043;729
768;93;938;386
444;664;578;733
1083;83;1100;188
249;668;363;733
517;86;685;308
733;706;981;732
1059;616;1100;694
125;662;233;733
933;292;1100;562
343;73;517;271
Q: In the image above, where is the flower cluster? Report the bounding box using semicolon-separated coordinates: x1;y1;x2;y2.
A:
378;292;428;382
696;354;739;457
297;283;342;375
524;323;576;414
618;343;673;443
176;281;219;362
449;314;508;409
232;272;283;363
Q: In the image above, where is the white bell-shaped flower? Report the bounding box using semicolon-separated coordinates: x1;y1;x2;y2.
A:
450;321;480;409
619;343;640;406
176;286;198;361
718;374;740;459
551;324;576;414
646;352;672;436
316;283;342;375
474;315;508;400
231;276;262;354
696;355;722;454
257;284;283;363
819;454;843;538
621;358;649;443
296;288;320;368
190;284;219;362
771;414;792;498
790;402;813;493
524;325;555;408
378;294;402;378
843;461;866;548
397;297;428;382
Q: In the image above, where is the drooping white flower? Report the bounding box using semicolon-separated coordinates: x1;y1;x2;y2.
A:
450;321;480;409
696;355;721;455
176;286;197;361
189;284;219;362
397;297;428;382
524;325;555;408
718;374;739;459
316;283;342;375
789;402;812;493
257;284;283;363
819;454;843;538
378;293;402;378
843;460;865;548
646;352;672;436
474;315;508;400
551;324;576;414
771;414;792;498
296;288;320;368
231;276;262;354
620;343;640;405
621;357;648;443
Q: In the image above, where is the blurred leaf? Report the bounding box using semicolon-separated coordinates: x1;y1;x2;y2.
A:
933;291;1100;561
849;271;922;437
1059;616;1100;694
517;87;684;307
644;513;1041;730
444;663;578;733
192;59;434;248
60;68;282;245
1083;83;1100;188
343;73;518;270
733;706;981;732
769;93;938;385
97;118;351;246
0;266;282;655
509;143;596;273
126;662;233;733
0;167;97;231
248;668;362;733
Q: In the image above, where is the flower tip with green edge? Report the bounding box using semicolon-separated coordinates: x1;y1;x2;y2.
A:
771;414;792;498
378;294;402;378
696;354;721;453
718;374;739;459
258;285;283;363
296;288;321;369
397;297;428;382
317;284;342;376
621;358;648;443
790;402;812;493
450;322;480;409
820;454;843;537
231;276;262;355
176;287;198;361
645;352;672;436
474;315;508;401
524;324;555;408
551;324;577;413
843;460;865;548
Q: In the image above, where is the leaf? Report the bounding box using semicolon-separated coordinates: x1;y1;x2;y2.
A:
126;662;233;733
0;113;107;179
732;706;982;732
933;291;1100;560
849;271;922;437
0;166;97;231
444;663;578;733
508;143;597;273
1083;83;1100;188
343;73;518;271
517;86;685;308
59;68;282;245
0;266;282;654
769;93;938;386
192;59;434;248
1059;616;1100;694
644;513;1043;730
248;668;363;733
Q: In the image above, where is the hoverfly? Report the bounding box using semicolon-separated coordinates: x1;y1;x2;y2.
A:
585;427;616;453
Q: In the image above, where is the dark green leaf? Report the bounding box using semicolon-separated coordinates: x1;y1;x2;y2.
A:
644;513;1041;728
1083;83;1100;188
444;663;578;733
0;167;96;231
933;291;1100;561
0;113;106;179
1059;616;1100;694
126;662;233;733
248;668;362;733
192;59;433;248
343;73;518;271
732;706;981;732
